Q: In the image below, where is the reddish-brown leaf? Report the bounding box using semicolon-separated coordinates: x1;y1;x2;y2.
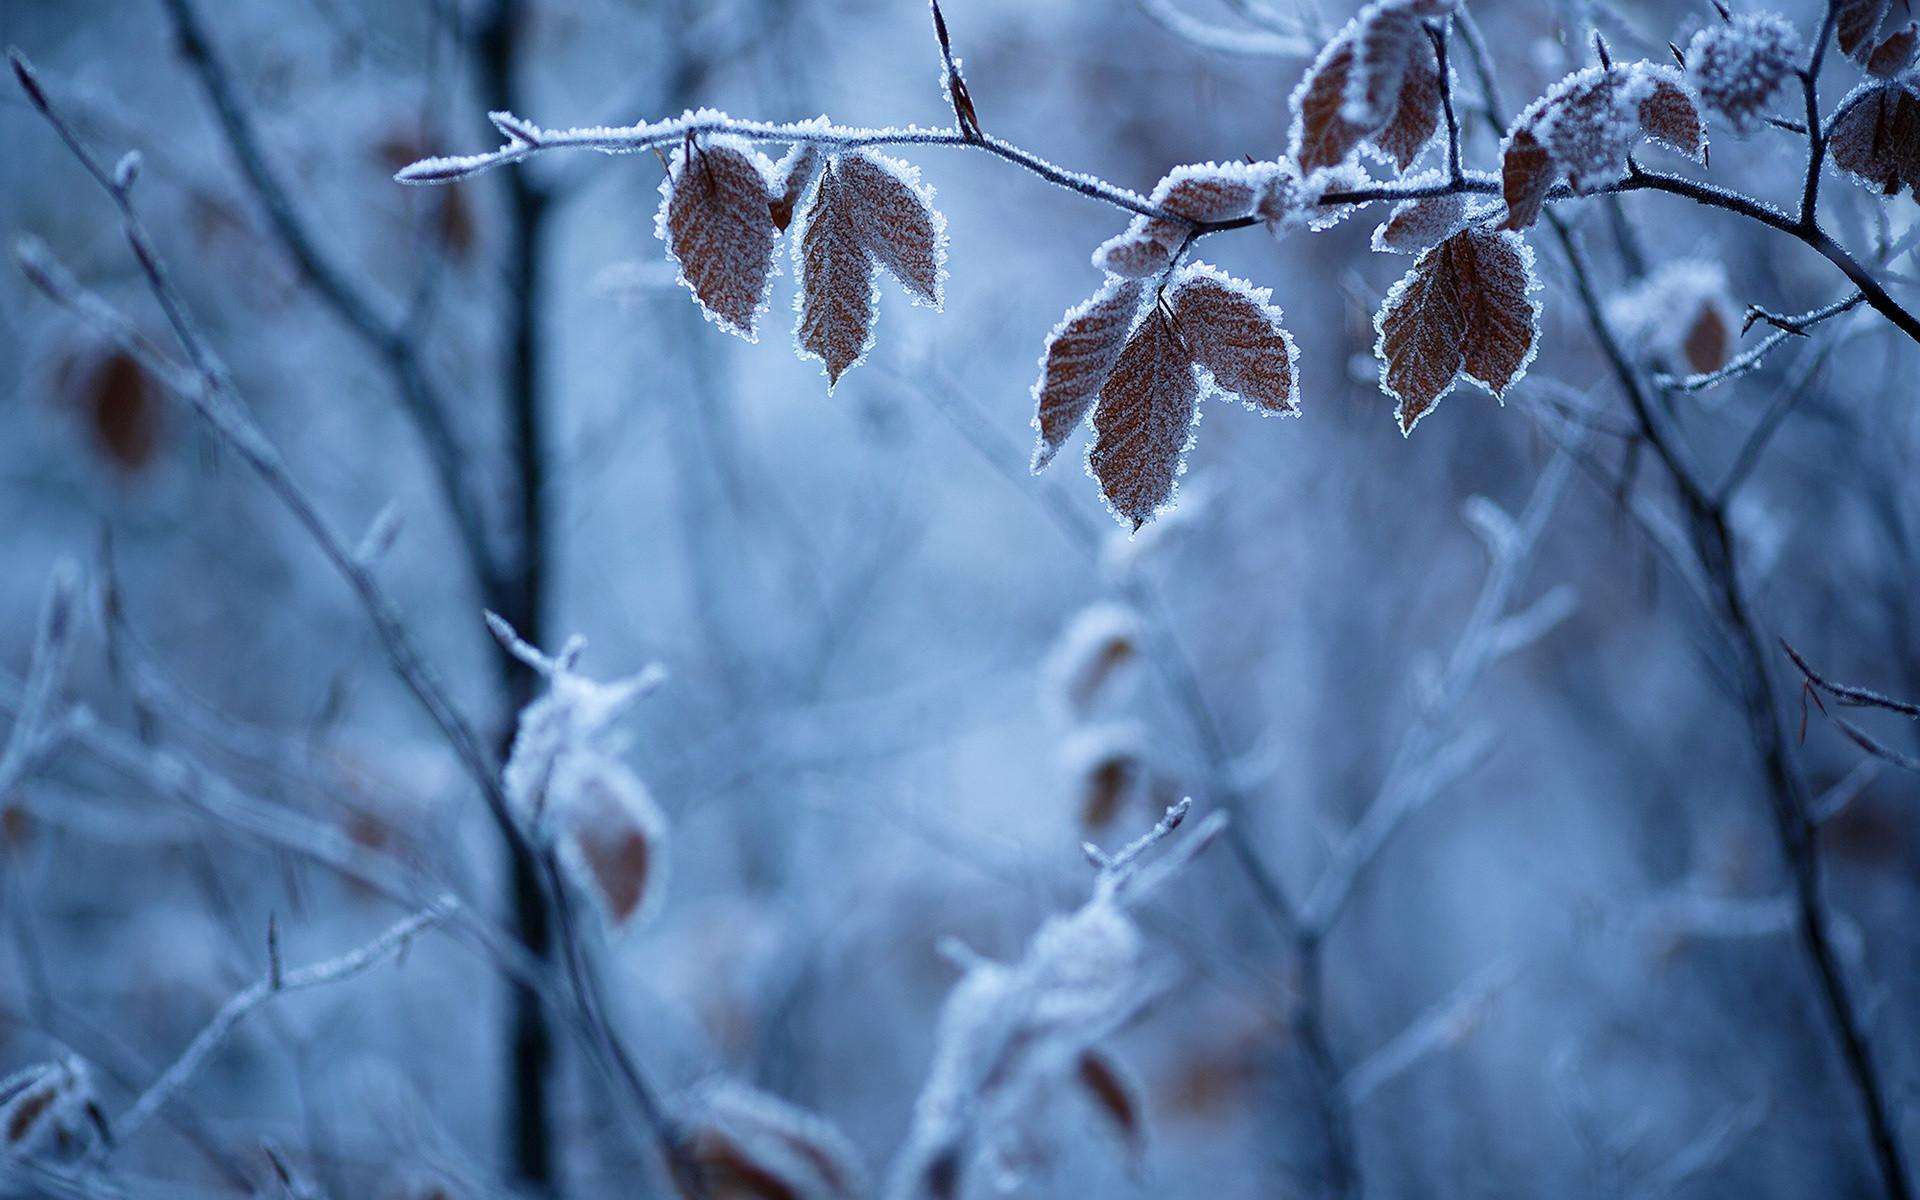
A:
1373;191;1472;253
1031;278;1145;471
794;165;879;389
1370;49;1442;173
836;151;945;307
66;350;158;471
1170;265;1300;414
1077;1050;1145;1158
1091;309;1200;529
1682;302;1733;375
1091;216;1185;279
1829;81;1920;197
1345;1;1424;127
1837;0;1893;62
1498;128;1555;230
556;757;666;928
1293;36;1370;173
1867;23;1919;76
1293;3;1441;174
1376;227;1539;434
658;138;779;340
1151;163;1262;222
1638;75;1706;160
770;143;823;232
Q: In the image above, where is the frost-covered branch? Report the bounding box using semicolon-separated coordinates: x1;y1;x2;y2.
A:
110;903;454;1147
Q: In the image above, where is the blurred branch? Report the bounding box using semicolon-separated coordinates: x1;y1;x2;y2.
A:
110;903;454;1147
153;0;500;603
1656;292;1862;395
1340;959;1517;1106
1134;0;1313;57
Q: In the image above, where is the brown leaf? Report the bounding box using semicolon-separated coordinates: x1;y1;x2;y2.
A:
1373;191;1471;253
1637;74;1706;160
1829;81;1920;197
1837;0;1893;62
1032;278;1145;471
1866;23;1919;76
685;1081;867;1200
1293;35;1370;173
770;143;823;232
1151;163;1261;222
794;164;880;389
1498;128;1555;230
1682;302;1733;375
67;350;158;471
836;151;945;307
1091;216;1186;279
1170;265;1300;413
1076;1050;1145;1158
1091;308;1201;528
1370;49;1442;173
1292;3;1441;174
557;756;666;928
659;137;780;340
1376;227;1539;434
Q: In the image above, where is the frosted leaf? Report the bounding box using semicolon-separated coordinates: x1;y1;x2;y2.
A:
0;1056;99;1161
1075;1050;1145;1161
655;136;780;341
1041;603;1145;717
684;1079;868;1200
1866;23;1919;76
1089;308;1201;529
1091;216;1185;278
1500;64;1706;228
552;753;667;929
1827;78;1920;198
771;142;825;231
888;895;1150;1200
1685;13;1799;134
1291;3;1442;175
1836;0;1892;62
1255;160;1372;238
837;150;947;308
1031;278;1146;472
1170;262;1302;415
1371;183;1499;253
1149;161;1263;221
1606;258;1739;377
1375;226;1541;434
793;164;881;389
1058;720;1152;830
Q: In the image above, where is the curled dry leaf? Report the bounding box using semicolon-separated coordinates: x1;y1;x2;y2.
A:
554;753;668;929
792;151;947;388
1076;1050;1145;1160
1607;258;1740;378
1866;23;1919;77
657;136;780;340
770;143;824;232
1032;278;1146;471
1828;79;1920;197
685;1079;868;1200
1836;0;1892;62
1500;63;1705;229
1171;263;1301;414
1150;162;1263;222
1291;0;1446;174
1;1057;99;1160
1370;186;1492;253
1091;216;1186;279
1041;603;1144;717
1091;306;1201;529
1375;226;1540;434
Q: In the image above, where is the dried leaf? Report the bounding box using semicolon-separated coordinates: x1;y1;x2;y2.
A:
793;165;880;389
1375;226;1540;434
1170;264;1301;414
1032;279;1145;471
1372;188;1473;253
1499;64;1705;228
1090;308;1201;528
657;137;780;340
1829;80;1920;197
1076;1050;1145;1159
836;150;945;307
66;349;158;471
1091;216;1186;279
1150;162;1262;222
685;1080;866;1200
555;755;667;929
1292;2;1442;174
1866;23;1918;76
1836;0;1892;62
770;143;824;232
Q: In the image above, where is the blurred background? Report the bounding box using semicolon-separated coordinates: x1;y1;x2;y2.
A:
2;0;1917;1196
